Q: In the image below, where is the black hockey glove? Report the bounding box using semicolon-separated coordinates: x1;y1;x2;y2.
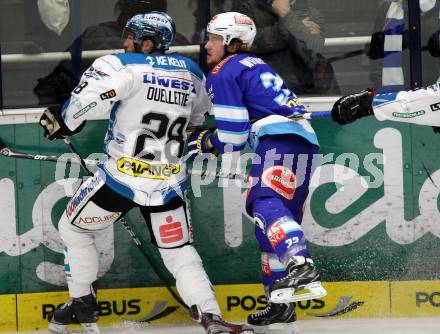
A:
331;88;375;125
39;106;85;140
186;129;218;161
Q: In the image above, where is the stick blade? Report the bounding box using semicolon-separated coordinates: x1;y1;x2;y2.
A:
0;138;13;157
0;138;7;151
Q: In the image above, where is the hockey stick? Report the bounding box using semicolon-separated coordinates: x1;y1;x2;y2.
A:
0;138;246;179
64;138;94;175
0;138;100;166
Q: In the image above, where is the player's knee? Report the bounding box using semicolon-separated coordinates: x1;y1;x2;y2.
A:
58;211;95;247
159;245;203;277
58;211;75;239
252;197;292;230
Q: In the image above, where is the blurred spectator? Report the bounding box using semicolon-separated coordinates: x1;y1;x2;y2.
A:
233;0;340;95
210;0;242;14
34;0;189;105
188;0;242;44
22;0;74;54
366;0;440;92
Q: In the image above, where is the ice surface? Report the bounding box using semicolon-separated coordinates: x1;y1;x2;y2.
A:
7;318;440;334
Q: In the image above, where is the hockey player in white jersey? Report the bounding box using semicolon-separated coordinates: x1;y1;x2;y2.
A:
331;82;440;127
39;12;254;334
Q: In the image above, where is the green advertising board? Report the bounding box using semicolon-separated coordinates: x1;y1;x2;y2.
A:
1;117;440;296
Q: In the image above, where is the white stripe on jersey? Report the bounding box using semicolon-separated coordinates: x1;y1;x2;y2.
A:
217;129;249;146
214;104;249;121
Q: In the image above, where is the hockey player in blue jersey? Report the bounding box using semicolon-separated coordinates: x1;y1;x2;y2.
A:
187;12;327;333
39;12;254;334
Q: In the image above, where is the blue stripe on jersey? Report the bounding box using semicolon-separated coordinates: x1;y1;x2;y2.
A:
103;101;121;153
215;116;249;123
114;52;204;80
372;92;398;107
162;180;188;204
98;166;135;201
217;128;249;136
257;122;319;148
60;98;71;121
113;53;149;65
216;120;250;133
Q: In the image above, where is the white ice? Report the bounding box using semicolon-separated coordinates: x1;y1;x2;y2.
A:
8;318;440;334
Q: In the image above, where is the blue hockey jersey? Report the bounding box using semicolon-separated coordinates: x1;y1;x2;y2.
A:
206;53;319;152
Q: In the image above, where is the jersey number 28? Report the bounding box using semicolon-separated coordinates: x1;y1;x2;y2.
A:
134;112;187;162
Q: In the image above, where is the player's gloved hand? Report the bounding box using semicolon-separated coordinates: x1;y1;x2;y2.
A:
39;106;66;140
186;129;218;161
331;88;376;125
39;106;85;140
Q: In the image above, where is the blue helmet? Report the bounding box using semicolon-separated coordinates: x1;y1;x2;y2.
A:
123;11;176;50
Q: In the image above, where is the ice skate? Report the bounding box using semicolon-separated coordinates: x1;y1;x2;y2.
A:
48;293;99;334
190;305;255;334
247;302;299;334
269;256;327;303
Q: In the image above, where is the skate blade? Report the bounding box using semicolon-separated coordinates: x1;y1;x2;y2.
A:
217;328;255;334
48;323;83;334
48;322;99;334
81;323;100;334
248;322;299;334
269;282;327;303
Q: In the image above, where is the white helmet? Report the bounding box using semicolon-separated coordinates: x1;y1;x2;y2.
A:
207;12;256;48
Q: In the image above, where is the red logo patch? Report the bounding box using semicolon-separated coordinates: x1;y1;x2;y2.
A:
261;253;271;276
262;166;296;200
234;15;253;26
210;54;237;77
159;215;183;244
267;222;287;249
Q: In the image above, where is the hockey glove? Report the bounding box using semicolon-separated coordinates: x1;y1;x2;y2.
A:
39;106;85;140
331;88;375;125
187;129;218;161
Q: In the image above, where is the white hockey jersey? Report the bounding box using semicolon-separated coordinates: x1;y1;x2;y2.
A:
60;52;211;206
372;82;440;126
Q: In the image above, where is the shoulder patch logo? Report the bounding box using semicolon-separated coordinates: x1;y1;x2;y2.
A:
100;89;117;100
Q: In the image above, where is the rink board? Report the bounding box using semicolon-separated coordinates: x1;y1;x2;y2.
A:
3;280;440;332
0;294;17;332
